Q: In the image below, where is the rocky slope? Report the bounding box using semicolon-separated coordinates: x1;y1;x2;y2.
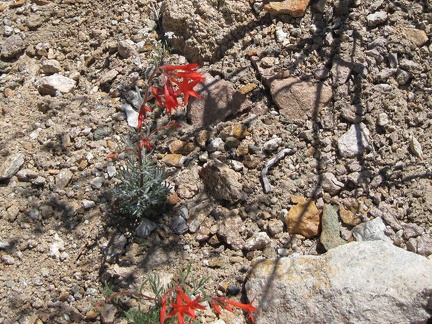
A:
0;0;431;323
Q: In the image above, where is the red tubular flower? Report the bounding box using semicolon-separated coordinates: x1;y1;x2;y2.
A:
166;287;206;323
224;297;258;324
160;295;167;324
137;104;151;130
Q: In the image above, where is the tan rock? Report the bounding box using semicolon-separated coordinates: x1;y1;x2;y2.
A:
402;27;429;47
270;77;333;121
238;82;257;95
168;139;195;155
161;154;186;167
264;0;311;17
285;196;320;238
339;203;361;226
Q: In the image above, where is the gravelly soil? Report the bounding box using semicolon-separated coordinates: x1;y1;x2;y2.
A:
0;0;431;323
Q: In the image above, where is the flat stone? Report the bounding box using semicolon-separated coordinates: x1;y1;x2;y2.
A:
264;0;310;17
285;196;320;238
118;39;136;58
199;159;245;204
353;217;391;242
245;241;432;323
0;153;25;180
337;123;371;157
188;74;250;128
120;103;138;128
38;74;76;96
402;27;429;47
320;205;347;251
99;69;119;86
269;77;332;121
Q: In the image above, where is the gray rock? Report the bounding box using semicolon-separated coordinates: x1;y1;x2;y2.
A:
395;68;411;85
41;59;62;75
243;232;271;251
93;126;113;140
136;218;157;238
170;216;189;235
37;74;76;95
99;69;119;86
2;255;15;265
199;159;245;204
263;138;282;152
337;123;371;157
403;223;424;239
245;241;432;323
56;169;73;188
320;205;346;251
367;11;388;27
90;177;104;189
331;58;353;86
118;39;136;58
268;77;332;121
353;217;391;242
1;34;25;58
120;103;138;128
100;303;117;324
188;74;250;128
81;200;96;209
416;235;432;257
320;172;344;195
0;154;25;180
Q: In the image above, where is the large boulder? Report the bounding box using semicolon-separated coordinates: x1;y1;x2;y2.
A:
245;241;432;323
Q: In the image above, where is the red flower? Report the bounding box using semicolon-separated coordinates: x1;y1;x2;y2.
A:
224;297;258;324
166;287;205;324
173;77;202;106
137;104;151;131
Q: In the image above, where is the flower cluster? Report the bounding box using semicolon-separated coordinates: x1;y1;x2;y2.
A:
160;286;258;324
137;63;205;151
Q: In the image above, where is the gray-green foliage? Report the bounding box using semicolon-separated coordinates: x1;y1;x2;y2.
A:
112;150;170;220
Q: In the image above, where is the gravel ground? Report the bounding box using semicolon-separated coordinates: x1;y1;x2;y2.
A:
0;0;431;322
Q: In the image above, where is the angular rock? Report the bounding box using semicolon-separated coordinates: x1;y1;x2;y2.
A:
243;232;271;251
100;303;117;324
161;154;187;168
320;205;346;251
367;11;388;27
120;103;138;128
320;172;344;195
199;159;244;203
41;59;62;74
416;235;432;257
353;217;391;242
188;74;250;128
170;216;188;235
285;196;320;238
269;77;332;121
218;215;246;250
331;58;353;86
0;154;25;181
38;74;76;95
55;169;73;188
245;241;432;323
118;39;136;58
263;0;310;17
1;34;25;58
15;169;38;182
337;123;371;157
338;203;361;226
136;218;157;238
